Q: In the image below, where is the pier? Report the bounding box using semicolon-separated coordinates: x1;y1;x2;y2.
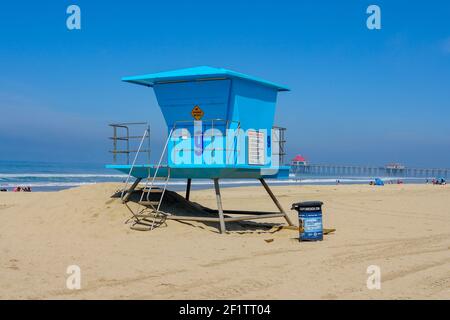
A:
291;164;450;178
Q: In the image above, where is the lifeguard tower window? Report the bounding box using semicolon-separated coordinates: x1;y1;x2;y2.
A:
248;130;266;165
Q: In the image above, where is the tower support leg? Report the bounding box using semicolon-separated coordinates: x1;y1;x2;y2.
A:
122;178;142;202
186;178;192;201
213;178;226;233
259;178;294;226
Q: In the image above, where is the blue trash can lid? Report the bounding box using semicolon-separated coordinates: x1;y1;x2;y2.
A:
291;201;323;210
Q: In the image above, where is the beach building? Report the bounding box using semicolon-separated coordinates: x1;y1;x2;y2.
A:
107;66;294;232
291;155;307;166
290;154;307;174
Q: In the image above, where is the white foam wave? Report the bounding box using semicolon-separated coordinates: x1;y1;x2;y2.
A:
0;176;426;189
0;182;95;188
0;173;127;178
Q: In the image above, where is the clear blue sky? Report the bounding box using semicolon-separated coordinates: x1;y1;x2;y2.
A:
0;0;449;167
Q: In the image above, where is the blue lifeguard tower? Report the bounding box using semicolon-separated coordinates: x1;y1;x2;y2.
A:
108;66;294;233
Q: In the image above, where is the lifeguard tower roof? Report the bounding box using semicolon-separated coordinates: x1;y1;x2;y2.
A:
122;66;290;92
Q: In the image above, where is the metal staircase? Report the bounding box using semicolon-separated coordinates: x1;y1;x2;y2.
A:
121;127;175;231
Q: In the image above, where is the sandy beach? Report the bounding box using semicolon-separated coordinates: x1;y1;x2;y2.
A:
0;183;449;299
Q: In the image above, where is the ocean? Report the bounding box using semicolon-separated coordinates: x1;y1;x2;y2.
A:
0;160;428;192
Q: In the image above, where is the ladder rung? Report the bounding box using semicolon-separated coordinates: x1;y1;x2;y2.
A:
139;200;160;206
141;188;163;193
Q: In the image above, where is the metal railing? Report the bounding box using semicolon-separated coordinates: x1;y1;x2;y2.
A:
120;127;150;200
272;126;286;165
109;122;150;164
109;121;287;166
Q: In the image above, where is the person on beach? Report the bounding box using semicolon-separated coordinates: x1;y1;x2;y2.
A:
12;186;32;192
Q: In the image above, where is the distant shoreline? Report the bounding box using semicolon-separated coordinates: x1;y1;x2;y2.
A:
1;176;431;192
0;160;440;192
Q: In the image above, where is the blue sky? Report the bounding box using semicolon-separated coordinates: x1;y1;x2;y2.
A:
0;0;449;167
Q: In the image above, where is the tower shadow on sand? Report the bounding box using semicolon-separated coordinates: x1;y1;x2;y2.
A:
111;188;284;234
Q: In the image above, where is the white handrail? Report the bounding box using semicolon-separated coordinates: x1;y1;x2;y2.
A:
121;128;149;200
143;127;175;203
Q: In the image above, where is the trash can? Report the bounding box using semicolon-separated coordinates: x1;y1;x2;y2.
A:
291;201;324;241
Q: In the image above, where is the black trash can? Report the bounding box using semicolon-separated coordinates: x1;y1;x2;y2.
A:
291;201;324;241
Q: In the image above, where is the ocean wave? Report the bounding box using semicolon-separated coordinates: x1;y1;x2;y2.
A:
0;182;95;187
0;180;304;188
0;173;127;178
0;179;327;188
0;175;425;189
